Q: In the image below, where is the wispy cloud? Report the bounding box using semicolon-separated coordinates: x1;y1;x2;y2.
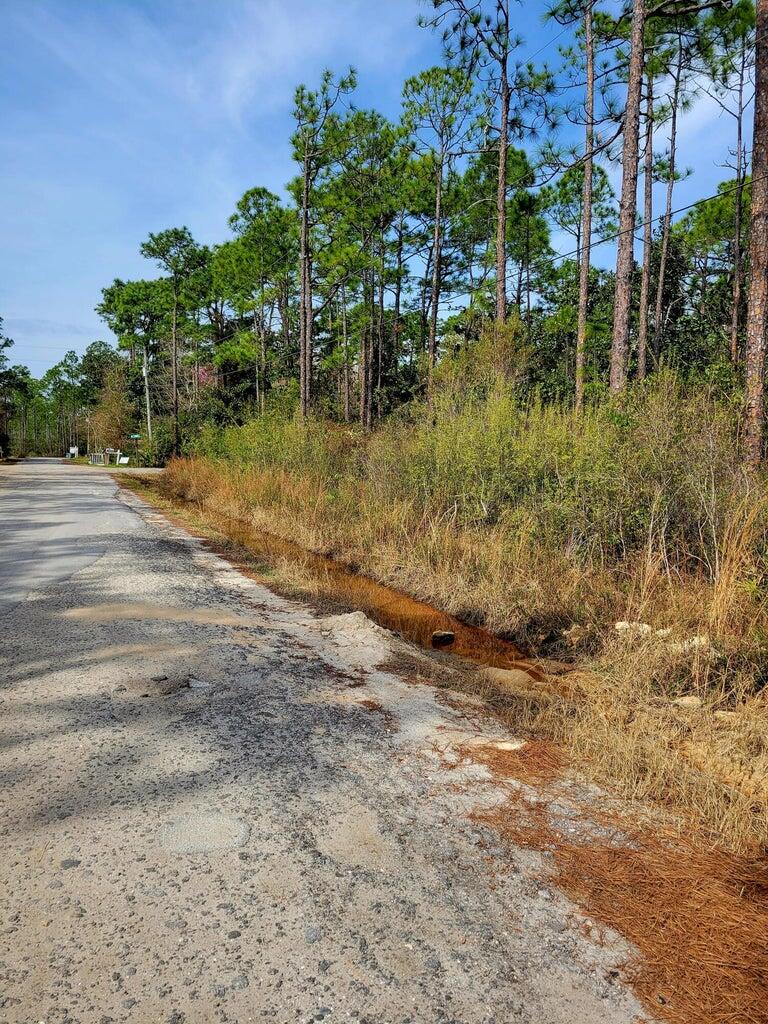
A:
0;0;437;374
5;319;95;338
9;0;424;132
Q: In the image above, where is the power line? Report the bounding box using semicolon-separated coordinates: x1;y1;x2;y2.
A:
536;168;761;270
525;22;572;62
207;170;761;386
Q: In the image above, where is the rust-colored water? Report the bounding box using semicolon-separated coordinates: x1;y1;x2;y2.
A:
194;505;547;678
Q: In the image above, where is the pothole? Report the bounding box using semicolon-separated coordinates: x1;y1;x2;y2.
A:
120;675;187;698
115;675;216;699
159;812;250;854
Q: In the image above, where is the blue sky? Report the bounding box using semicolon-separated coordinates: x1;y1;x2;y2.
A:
0;0;749;376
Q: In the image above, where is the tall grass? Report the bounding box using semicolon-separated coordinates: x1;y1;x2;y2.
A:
164;368;768;850
182;373;765;638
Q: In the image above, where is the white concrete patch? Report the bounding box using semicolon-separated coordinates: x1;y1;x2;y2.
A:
159;812;251;854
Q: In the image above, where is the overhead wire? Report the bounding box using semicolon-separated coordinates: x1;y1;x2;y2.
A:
195;167;761;387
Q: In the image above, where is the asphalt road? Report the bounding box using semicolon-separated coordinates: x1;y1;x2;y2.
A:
0;459;648;1024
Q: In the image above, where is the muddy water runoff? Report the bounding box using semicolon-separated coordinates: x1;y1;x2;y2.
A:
182;501;545;677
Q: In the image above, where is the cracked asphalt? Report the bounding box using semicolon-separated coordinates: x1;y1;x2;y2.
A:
0;459;648;1024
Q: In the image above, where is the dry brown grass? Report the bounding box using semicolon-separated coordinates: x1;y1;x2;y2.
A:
157;455;612;645
126;458;768;854
454;655;768;854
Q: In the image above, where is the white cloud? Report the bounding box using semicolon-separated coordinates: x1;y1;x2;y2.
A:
5;318;93;337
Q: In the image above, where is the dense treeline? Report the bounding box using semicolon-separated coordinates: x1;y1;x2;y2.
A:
2;0;765;464
0;331;125;457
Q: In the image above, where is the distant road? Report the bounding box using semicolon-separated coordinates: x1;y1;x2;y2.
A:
0;459;646;1024
0;458;138;608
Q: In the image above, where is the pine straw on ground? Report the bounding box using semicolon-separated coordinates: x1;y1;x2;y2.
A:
457;738;565;784
461;742;768;1024
483;795;768;1024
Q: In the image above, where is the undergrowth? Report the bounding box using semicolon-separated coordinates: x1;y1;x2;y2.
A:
163;367;768;853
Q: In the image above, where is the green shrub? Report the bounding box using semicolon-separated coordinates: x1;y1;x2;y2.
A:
192;369;764;580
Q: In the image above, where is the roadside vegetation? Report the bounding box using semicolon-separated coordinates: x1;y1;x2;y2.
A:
152;335;768;854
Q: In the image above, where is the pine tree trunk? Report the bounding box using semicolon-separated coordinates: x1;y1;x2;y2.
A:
393;215;404;358
279;282;290;352
260;302;267;416
341;284;351;423
390;215;404;382
420;246;432;358
653;43;682;355
256;305;264;413
359;301;367;429
171;287;179;454
496;68;510;323
428;157;444;394
299;156;312;418
609;0;646;392
377;242;385;419
744;0;768;467
731;45;747;364
143;344;153;443
359;271;374;430
637;74;654;381
367;274;375;429
524;212;532;339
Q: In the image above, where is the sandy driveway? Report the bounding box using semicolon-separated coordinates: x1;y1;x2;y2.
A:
0;459;646;1024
